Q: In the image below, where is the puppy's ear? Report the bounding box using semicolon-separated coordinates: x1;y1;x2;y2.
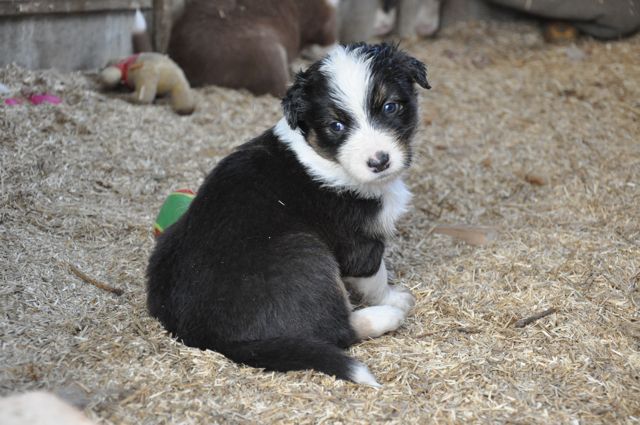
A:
282;70;308;129
405;56;431;90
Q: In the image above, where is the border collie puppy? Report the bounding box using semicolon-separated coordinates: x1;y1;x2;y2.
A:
147;43;430;386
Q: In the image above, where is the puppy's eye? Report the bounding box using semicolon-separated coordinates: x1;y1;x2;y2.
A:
383;102;401;115
329;121;345;133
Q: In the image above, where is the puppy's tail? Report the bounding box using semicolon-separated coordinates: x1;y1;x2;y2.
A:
220;338;380;387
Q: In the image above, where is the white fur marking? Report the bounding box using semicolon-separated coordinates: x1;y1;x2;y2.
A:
351;305;406;338
345;260;415;313
374;178;412;236
381;285;416;314
320;45;371;127
344;260;389;305
275;118;350;187
336;124;406;184
275;118;401;199
349;361;381;388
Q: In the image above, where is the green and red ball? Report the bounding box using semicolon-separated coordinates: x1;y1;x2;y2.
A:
153;189;195;237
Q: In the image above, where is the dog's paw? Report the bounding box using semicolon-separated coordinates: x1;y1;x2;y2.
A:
381;285;415;314
350;305;406;339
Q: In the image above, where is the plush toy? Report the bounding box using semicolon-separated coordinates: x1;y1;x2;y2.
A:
153;189;195;237
99;52;196;115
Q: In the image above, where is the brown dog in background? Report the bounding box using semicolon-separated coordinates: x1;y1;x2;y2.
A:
168;0;338;97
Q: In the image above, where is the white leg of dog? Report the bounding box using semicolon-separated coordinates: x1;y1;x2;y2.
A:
344;260;415;314
350;305;405;339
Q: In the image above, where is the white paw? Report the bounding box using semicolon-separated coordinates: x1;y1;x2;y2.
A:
350;305;406;339
381;285;415;314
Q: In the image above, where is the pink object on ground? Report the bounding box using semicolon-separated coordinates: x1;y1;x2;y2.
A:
28;93;62;105
4;98;23;105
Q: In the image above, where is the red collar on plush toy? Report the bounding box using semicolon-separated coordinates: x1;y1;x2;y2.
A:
115;54;141;86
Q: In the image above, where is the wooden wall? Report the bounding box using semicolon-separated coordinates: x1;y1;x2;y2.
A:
0;0;178;70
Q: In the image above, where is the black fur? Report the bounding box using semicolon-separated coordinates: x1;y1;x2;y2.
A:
147;43;428;382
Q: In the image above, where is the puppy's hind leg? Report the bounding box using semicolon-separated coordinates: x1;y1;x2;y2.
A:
344;260;415;314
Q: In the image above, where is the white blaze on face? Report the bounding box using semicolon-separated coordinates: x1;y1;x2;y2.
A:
320;46;406;185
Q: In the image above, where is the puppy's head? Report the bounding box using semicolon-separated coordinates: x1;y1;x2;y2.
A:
281;43;430;188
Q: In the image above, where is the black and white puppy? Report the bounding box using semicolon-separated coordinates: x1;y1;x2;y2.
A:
147;43;430;386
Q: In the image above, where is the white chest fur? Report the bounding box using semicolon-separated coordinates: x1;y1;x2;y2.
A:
274;118;412;237
371;178;412;237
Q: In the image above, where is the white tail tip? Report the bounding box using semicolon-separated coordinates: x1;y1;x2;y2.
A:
349;361;382;388
133;9;147;32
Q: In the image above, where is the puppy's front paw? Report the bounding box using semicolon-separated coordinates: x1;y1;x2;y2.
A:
381;285;415;314
350;305;406;339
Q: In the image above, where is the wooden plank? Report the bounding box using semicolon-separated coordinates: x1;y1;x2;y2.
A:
0;0;153;16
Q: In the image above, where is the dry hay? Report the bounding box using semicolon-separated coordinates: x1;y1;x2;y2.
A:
1;22;639;424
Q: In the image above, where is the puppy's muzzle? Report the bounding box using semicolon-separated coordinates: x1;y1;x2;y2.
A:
367;151;391;173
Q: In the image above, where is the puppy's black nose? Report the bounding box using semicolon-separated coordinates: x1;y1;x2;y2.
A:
367;151;390;173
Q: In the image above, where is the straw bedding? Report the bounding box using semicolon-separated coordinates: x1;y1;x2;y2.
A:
1;22;638;424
